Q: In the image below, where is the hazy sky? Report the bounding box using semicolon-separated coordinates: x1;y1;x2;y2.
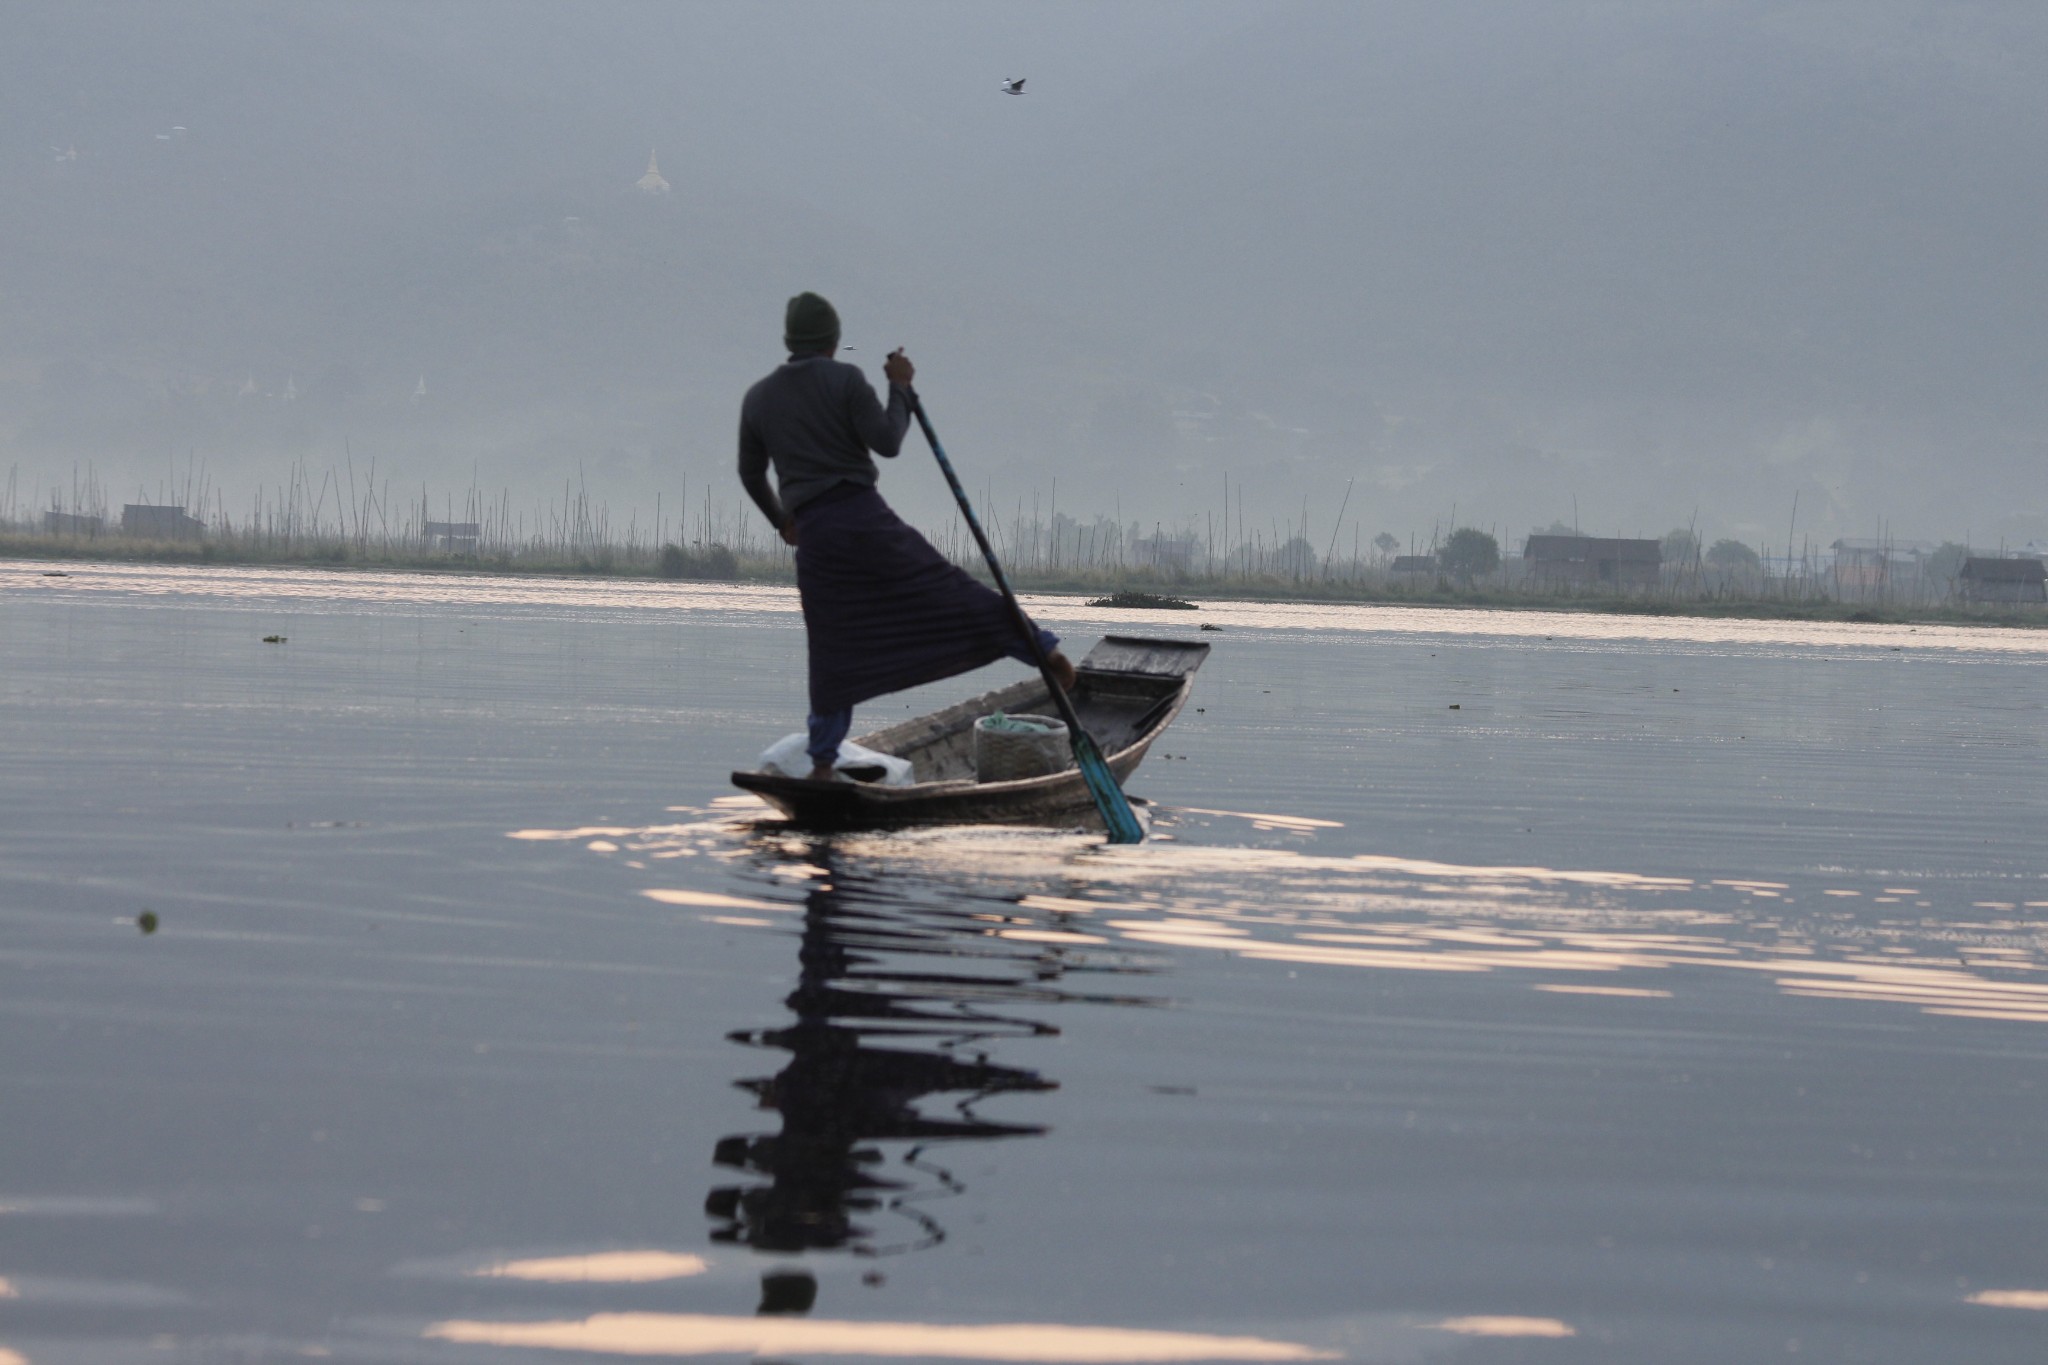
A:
6;1;2046;551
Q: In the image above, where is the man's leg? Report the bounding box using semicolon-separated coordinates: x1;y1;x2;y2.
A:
805;708;853;781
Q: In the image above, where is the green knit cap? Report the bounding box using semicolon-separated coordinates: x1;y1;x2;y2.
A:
783;292;840;353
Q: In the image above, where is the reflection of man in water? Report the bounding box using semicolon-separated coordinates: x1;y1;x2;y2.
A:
737;292;1075;781
706;857;1053;1258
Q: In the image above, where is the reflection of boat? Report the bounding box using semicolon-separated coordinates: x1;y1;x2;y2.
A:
705;854;1074;1259
731;636;1209;830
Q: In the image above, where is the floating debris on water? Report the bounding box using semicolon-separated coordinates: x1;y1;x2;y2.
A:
262;634;287;643
758;1269;817;1315
137;911;158;934
1086;591;1197;610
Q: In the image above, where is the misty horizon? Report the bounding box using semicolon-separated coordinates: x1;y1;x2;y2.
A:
6;0;2047;556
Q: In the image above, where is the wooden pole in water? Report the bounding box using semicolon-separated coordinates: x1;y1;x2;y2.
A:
1785;491;1800;602
1322;478;1353;581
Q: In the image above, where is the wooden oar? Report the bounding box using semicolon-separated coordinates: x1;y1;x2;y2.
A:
908;393;1145;843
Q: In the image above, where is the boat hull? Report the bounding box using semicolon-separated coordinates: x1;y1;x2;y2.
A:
730;635;1207;831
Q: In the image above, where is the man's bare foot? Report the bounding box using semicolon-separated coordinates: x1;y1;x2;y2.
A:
1048;649;1077;692
807;763;837;782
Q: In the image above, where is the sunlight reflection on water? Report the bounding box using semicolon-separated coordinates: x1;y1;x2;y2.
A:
470;1251;710;1283
12;559;2048;655
512;800;2048;1030
2;559;794;617
425;1312;1339;1361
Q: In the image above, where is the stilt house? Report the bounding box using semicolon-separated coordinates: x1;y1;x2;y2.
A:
1957;557;2047;604
121;505;205;539
43;511;104;536
1522;535;1661;589
423;521;481;552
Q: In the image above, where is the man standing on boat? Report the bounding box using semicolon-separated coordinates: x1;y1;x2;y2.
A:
738;291;1076;782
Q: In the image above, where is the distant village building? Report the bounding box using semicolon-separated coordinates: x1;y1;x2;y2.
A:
1831;541;1886;594
422;520;480;552
1390;554;1436;577
1131;532;1200;574
43;511;104;536
122;504;205;539
1828;539;1935;599
1759;551;1825;582
1522;535;1660;589
636;149;670;195
1957;557;2047;604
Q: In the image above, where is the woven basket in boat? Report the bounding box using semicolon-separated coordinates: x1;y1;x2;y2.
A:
972;713;1073;783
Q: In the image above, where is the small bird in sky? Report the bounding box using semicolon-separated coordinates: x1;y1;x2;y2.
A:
1000;77;1025;95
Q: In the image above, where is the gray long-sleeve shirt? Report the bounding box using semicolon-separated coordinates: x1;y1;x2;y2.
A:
737;355;912;528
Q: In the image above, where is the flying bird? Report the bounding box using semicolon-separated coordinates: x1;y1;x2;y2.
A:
1000;77;1025;95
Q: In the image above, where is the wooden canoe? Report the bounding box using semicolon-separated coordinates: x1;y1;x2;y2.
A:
731;635;1210;830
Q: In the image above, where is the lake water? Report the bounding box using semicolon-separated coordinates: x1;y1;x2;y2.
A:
3;559;2045;1364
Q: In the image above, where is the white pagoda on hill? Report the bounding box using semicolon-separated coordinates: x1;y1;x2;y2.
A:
636;149;670;195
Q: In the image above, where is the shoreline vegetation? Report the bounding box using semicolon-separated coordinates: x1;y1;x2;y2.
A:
8;462;2041;627
6;527;2045;629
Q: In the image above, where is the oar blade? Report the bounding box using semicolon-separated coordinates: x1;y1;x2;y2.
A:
1070;730;1144;844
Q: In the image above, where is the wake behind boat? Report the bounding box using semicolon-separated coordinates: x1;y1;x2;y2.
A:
732;635;1209;830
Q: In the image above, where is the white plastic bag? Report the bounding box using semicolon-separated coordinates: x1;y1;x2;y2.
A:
757;732;916;787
